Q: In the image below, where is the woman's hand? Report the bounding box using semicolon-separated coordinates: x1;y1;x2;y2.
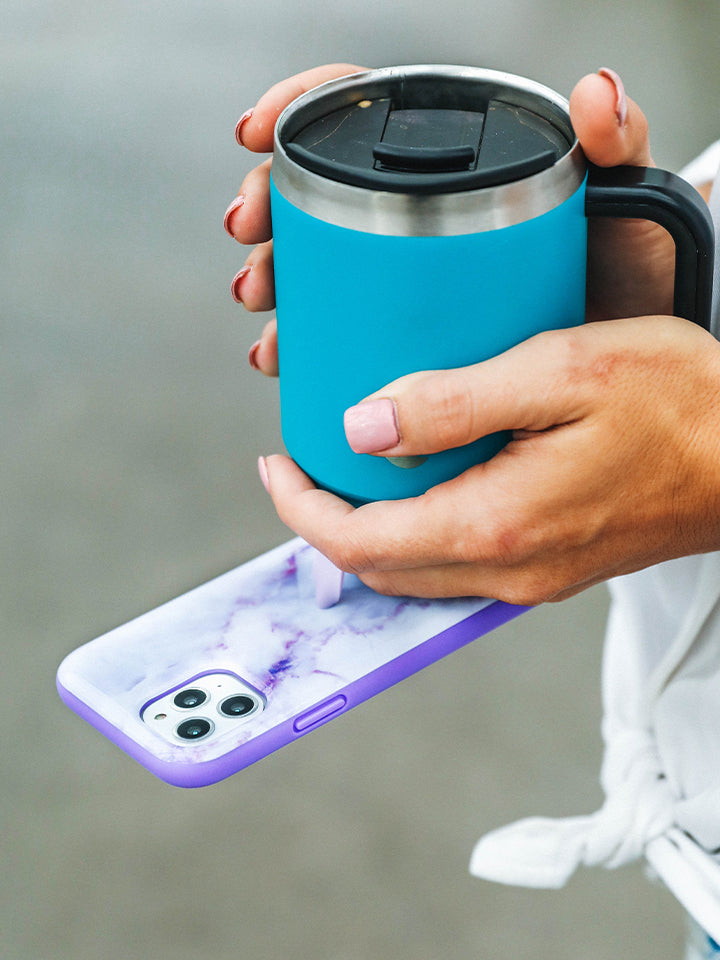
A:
225;67;686;368
260;316;720;604
224;63;364;375
224;67;720;603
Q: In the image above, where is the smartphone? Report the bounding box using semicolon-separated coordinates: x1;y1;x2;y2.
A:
56;538;526;787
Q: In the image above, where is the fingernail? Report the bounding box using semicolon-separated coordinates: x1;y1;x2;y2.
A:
223;195;245;237
344;398;399;454
258;456;270;493
598;68;627;126
231;266;251;303
248;340;261;370
235;109;254;146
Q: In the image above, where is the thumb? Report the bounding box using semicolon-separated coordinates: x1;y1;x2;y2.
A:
343;329;589;458
569;69;653;168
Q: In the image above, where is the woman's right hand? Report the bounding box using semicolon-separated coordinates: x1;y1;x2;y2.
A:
223;64;364;376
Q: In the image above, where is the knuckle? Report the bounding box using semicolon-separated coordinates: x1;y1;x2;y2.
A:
327;525;375;577
467;508;536;569
534;326;587;377
497;574;558;607
421;373;477;450
454;510;564;605
242;157;272;193
543;323;586;362
357;572;405;597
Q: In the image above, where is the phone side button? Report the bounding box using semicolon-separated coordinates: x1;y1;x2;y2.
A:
293;695;348;733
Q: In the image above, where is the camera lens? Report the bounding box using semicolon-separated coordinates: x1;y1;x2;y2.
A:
173;688;207;710
219;695;257;718
176;718;213;741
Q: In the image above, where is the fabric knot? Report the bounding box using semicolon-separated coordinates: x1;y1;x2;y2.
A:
469;727;677;889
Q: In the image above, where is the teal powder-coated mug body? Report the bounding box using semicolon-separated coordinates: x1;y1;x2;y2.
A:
270;66;713;505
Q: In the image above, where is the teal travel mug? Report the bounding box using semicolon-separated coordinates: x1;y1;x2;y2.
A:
270;66;714;504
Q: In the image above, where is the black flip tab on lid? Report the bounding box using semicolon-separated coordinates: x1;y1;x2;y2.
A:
281;75;571;195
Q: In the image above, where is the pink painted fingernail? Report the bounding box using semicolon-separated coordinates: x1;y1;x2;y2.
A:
231;266;251;303
598;68;627;126
344;398;399;454
248;340;261;370
223;195;245;237
258;456;270;493
235;109;254;146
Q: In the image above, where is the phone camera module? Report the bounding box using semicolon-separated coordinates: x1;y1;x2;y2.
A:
219;695;257;718
176;717;214;741
145;673;264;747
173;688;207;710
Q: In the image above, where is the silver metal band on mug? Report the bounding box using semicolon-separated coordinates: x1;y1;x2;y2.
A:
272;65;587;237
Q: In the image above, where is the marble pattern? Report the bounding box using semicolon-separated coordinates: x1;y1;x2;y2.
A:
57;539;493;766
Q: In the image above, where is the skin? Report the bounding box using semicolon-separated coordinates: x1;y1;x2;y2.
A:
225;66;720;606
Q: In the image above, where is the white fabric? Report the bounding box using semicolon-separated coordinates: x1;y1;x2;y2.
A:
646;831;720;946
470;144;720;933
679;140;720;195
684;908;720;960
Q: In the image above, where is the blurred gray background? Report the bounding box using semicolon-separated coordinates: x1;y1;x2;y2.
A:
4;0;719;957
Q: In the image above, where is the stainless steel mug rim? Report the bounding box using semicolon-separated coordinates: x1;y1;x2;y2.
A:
271;65;587;237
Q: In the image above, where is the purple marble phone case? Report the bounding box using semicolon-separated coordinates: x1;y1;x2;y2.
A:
57;538;526;787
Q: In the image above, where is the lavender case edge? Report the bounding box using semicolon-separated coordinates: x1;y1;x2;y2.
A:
56;538;527;787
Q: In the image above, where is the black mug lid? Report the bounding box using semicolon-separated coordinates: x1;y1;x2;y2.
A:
279;67;573;195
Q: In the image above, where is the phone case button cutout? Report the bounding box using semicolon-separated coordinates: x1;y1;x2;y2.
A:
293;695;348;733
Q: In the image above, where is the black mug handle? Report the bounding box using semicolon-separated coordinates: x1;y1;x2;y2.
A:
585;163;715;330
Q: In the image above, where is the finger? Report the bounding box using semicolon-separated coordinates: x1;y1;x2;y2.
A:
248;319;279;377
263;453;639;606
262;455;356;544
237;64;365;153
263;450;646;605
357;561;542;604
263;453;441;570
569;69;653;168
263;453;526;575
342;327;592;458
358;557;613;604
569;71;672;319
223;158;273;245
231;240;275;311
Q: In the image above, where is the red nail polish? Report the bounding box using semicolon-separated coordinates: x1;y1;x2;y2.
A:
598;68;628;126
235;109;254;146
231;266;251;303
248;340;261;370
223;195;245;237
